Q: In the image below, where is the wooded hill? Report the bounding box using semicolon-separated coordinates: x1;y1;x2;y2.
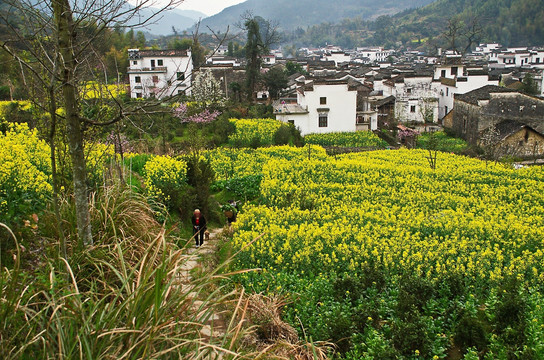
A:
282;0;544;50
195;0;435;33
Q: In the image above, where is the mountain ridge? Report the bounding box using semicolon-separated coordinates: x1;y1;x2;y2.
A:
192;0;436;33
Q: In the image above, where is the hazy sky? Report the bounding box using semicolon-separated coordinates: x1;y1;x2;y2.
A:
179;0;246;16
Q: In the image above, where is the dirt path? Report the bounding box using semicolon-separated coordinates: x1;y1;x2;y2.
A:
179;227;226;341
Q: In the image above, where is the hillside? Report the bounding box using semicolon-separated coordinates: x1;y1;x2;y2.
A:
194;0;436;33
391;0;544;47
286;0;544;48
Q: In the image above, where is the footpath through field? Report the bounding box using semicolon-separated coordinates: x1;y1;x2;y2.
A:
178;227;226;342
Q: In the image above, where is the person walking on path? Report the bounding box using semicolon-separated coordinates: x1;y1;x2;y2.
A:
191;209;207;248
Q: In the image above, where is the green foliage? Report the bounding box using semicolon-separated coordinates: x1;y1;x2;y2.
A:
453;312;489;353
0;101;35;127
207;115;236;146
521;73;539;95
305;131;388;148
0;86;10;100
263;67;288;99
123;153;152;176
212;174;263;200
391;314;433;357
417;131;468;153
273;124;292;145
168;37;193;50
183;154;215;218
285;61;307;76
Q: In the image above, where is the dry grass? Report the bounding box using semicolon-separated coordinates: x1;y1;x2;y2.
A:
240;293;334;360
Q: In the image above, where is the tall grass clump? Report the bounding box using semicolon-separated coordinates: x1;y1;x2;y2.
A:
0;182;253;359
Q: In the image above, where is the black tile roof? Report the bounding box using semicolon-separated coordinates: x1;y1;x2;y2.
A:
455;85;518;105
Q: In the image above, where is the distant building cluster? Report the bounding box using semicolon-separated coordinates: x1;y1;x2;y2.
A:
126;42;544;157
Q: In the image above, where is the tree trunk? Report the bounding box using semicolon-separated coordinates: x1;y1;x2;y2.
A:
52;0;93;247
48;87;67;259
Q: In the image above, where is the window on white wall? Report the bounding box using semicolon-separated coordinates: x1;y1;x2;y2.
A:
410;105;416;113
158;59;164;66
318;113;328;127
135;76;141;83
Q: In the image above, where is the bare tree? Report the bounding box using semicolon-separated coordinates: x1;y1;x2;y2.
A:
463;17;483;55
479;123;500;166
443;17;465;53
0;0;184;248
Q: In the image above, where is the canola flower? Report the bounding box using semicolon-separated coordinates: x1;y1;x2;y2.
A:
203;145;327;181
0;123;51;223
305;131;388;148
228;118;282;146
83;82;127;99
217;146;544;357
231;149;544;285
143;155;187;207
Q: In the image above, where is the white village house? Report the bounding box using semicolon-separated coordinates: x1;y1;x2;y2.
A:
127;49;193;99
274;79;359;135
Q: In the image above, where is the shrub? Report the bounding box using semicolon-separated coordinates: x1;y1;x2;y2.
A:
143;155;188;210
417;131;467;153
274;124;292;145
208;115;236;145
396;275;435;317
212;174;263;200
183;154;215;218
453;311;489;354
391;314;432;357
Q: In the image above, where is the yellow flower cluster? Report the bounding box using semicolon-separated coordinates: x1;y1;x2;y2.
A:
0;100;33;113
0;123;52;222
231;148;544;285
83;82;126;99
305;131;388;148
143;155;187;206
204;145;327;181
228;118;282;146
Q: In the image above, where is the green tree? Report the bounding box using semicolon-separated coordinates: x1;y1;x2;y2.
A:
263;67;287;99
285;61;307;76
244;18;264;101
242;14;280;101
521;73;539;95
227;41;234;57
169;38;193;51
